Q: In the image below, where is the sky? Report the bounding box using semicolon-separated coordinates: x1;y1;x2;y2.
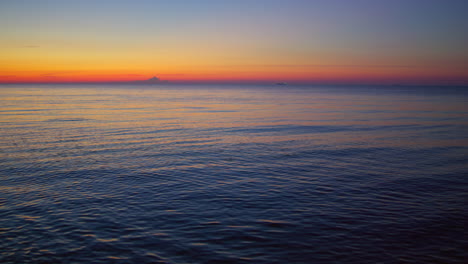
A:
1;0;467;85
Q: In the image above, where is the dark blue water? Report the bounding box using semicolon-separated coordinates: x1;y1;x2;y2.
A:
1;84;467;263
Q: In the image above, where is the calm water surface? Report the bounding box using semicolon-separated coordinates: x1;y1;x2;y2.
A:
1;84;467;263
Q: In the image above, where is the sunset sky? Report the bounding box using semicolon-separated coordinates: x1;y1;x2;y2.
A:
1;0;467;85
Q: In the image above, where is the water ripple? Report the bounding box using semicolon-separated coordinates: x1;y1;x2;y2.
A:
1;84;467;263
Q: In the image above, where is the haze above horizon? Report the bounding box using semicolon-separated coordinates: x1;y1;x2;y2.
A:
1;0;467;85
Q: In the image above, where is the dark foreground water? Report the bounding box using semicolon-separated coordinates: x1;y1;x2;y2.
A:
1;84;467;263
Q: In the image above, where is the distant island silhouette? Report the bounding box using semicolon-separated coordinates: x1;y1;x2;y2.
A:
110;76;169;84
146;76;161;82
137;76;168;84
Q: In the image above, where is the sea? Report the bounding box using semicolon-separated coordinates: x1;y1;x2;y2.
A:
1;84;467;264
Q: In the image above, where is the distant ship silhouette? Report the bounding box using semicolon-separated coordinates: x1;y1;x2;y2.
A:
276;82;287;85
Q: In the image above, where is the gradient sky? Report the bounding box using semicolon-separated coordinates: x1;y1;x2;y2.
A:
1;0;467;84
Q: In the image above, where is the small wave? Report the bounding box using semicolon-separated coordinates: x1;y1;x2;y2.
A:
45;118;90;122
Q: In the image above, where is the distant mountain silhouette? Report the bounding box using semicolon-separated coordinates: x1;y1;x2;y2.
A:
147;76;160;82
129;76;168;84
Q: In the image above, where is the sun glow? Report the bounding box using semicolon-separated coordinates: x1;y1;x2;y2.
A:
1;1;467;85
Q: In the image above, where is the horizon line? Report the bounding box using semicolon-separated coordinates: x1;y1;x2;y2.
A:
0;80;467;88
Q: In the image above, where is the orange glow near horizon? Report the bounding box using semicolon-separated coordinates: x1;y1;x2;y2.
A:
1;1;467;85
1;41;466;84
1;64;467;85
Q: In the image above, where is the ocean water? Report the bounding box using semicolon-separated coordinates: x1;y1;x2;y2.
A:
1;84;467;264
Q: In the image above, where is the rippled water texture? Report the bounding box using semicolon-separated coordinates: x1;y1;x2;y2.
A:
1;84;467;263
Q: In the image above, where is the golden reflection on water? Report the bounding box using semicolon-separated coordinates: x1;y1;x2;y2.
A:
1;85;467;151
